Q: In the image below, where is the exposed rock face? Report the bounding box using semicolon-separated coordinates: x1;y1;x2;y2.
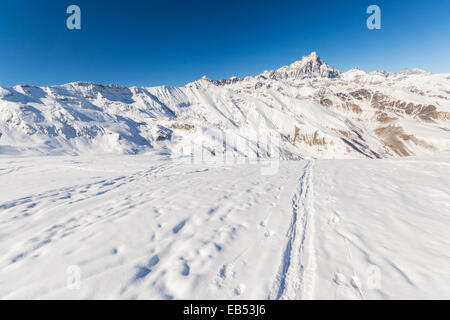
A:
374;125;436;157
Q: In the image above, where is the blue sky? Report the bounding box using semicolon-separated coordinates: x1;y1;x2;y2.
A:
0;0;449;87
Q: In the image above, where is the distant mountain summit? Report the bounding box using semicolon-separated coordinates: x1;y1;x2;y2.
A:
259;52;341;80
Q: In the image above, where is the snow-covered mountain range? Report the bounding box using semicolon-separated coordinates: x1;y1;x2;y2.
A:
2;52;450;300
1;52;449;159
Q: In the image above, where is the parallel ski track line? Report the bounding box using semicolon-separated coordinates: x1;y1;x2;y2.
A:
269;160;316;300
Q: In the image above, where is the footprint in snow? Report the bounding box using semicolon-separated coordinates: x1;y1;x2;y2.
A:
264;230;274;238
234;284;246;296
148;255;160;267
329;212;340;225
351;276;362;289
333;272;347;286
182;262;190;276
132;255;160;282
172;220;187;234
134;267;151;281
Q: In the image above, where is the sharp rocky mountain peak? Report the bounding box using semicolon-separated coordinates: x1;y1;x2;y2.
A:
258;52;341;80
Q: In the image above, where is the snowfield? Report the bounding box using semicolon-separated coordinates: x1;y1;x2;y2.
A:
1;152;449;299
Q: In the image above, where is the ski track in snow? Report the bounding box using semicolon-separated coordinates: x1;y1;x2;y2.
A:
270;161;316;300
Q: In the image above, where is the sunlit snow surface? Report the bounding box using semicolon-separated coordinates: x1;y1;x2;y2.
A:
0;153;449;299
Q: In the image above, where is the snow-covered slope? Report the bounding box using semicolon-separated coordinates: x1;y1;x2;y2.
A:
1;52;449;159
1;153;449;299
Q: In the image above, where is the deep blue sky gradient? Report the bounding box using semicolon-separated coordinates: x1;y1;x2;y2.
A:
0;0;449;87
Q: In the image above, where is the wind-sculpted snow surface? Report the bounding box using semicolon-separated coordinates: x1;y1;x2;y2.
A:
0;153;449;299
1;52;449;159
